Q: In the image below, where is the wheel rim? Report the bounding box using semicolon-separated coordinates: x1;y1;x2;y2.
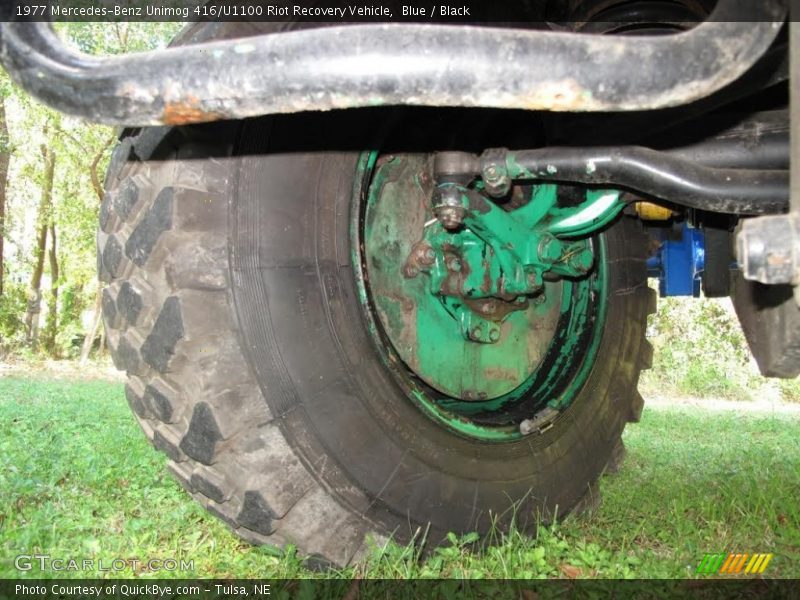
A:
351;151;610;441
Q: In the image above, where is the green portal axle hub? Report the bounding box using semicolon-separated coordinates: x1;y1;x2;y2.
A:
361;153;621;402
424;183;596;298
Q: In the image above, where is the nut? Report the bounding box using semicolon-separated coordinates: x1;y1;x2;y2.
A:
436;206;465;230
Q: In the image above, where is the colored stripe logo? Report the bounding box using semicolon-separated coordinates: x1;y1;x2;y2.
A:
696;553;773;574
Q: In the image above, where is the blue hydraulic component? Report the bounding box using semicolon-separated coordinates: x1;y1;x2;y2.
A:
646;222;706;297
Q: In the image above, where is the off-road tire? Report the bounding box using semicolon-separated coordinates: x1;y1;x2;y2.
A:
98;22;656;568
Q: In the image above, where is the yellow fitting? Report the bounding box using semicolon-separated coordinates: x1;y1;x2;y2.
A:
635;202;674;221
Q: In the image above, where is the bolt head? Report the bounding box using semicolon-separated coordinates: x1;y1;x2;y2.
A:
434;189;466;231
447;257;462;272
439;207;464;230
489;328;500;341
442;219;460;231
470;325;483;340
568;251;593;274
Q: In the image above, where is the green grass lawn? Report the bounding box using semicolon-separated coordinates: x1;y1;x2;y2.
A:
1;375;798;579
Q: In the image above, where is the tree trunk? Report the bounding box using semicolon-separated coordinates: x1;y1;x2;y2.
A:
43;222;59;354
90;135;114;202
79;287;102;364
0;99;10;296
78;133;115;361
25;144;55;345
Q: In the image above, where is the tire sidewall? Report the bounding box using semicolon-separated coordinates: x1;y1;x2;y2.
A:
231;116;647;537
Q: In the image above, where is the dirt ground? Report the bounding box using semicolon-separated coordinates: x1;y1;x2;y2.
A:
2;358;800;416
645;393;800;414
0;357;125;382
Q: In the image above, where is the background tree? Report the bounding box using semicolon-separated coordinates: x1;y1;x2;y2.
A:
24;142;55;345
1;23;180;357
0;94;10;297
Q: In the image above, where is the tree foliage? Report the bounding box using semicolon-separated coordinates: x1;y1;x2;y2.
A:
0;23;181;358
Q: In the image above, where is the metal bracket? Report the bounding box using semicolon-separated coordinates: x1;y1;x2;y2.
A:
406;180;621;343
647;223;705;297
735;17;799;291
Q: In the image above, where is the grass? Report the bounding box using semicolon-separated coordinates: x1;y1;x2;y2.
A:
1;375;798;579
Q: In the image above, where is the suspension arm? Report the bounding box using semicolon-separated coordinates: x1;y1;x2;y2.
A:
0;0;786;126
435;148;789;215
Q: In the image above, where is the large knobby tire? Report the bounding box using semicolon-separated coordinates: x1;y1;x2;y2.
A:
99;23;656;568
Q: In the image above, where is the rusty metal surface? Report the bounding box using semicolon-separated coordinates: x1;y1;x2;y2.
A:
0;0;786;126
363;154;563;400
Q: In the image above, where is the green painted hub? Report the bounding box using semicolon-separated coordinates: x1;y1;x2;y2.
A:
354;151;613;440
363;156;564;400
427;183;597;296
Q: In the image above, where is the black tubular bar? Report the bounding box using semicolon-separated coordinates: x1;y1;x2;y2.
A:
661;118;789;170
434;147;789;215
0;0;787;126
504;147;788;215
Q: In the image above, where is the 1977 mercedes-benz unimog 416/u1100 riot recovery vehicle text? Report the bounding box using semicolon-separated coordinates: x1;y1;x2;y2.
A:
0;0;797;566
